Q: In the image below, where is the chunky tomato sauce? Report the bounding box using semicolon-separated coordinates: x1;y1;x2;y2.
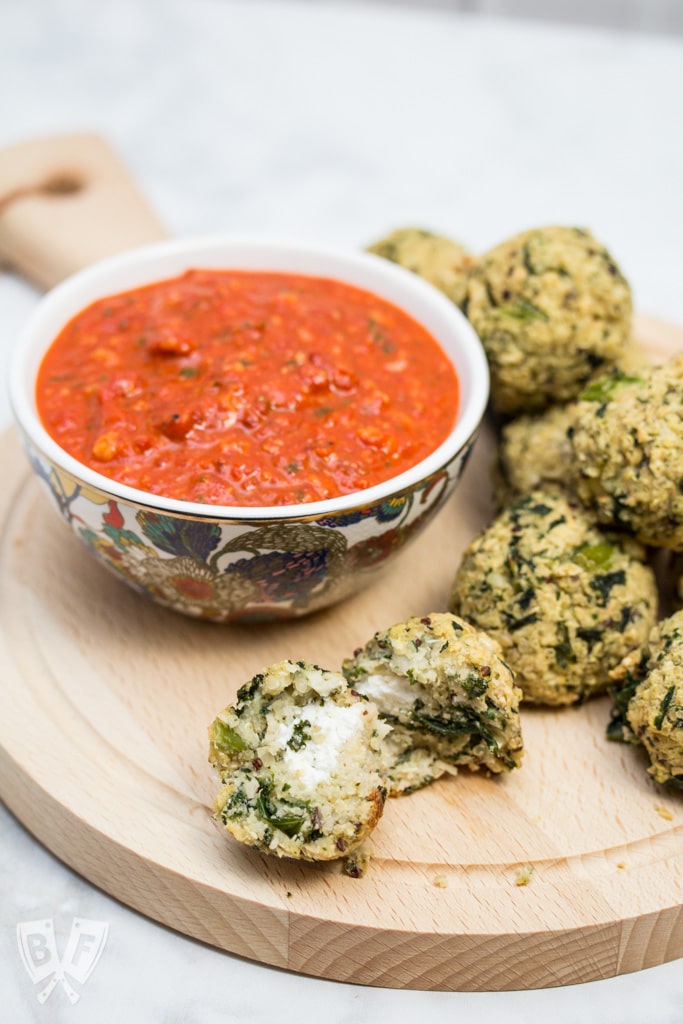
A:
36;269;459;506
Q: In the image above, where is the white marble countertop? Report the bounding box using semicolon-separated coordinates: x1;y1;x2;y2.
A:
1;1;682;1020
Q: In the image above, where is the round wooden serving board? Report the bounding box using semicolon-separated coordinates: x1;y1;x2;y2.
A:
0;313;680;991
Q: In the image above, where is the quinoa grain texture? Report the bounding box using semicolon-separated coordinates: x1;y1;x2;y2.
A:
342;612;523;795
465;226;632;415
571;360;683;549
617;612;683;788
367;226;474;308
209;660;388;860
450;489;657;705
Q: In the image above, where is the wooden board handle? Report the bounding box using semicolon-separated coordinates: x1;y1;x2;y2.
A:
0;134;167;290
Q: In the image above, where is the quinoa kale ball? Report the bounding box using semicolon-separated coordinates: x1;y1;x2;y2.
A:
570;360;683;549
495;403;577;509
464;226;632;415
342;612;524;795
608;611;683;788
209;660;388;861
366;226;474;308
450;489;658;705
494;348;651;509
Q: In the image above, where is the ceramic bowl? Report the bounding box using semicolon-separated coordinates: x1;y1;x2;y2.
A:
10;236;488;622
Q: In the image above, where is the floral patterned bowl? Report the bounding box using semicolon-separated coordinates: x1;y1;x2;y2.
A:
10;237;488;622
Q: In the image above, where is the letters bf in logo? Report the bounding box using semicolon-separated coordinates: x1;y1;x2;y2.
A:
17;918;109;1004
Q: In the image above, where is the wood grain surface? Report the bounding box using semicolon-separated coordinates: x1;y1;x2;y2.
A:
1;313;681;991
0;134;166;288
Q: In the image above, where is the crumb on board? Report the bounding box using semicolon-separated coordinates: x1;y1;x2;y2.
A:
286;891;293;898
616;861;626;870
433;874;448;889
343;845;372;879
515;864;534;887
654;803;674;822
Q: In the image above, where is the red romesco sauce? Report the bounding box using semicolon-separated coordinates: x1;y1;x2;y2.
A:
36;269;459;506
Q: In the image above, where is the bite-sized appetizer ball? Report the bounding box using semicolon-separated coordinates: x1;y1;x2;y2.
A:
450;489;658;705
570;359;683;550
464;226;632;415
608;612;683;788
495;403;577;509
342;612;524;795
366;226;474;308
494;347;652;509
209;660;388;861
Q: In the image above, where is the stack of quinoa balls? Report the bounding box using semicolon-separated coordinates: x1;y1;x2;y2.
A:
208;223;682;872
369;223;681;789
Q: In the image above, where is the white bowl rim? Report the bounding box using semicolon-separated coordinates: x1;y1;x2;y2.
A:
10;234;489;521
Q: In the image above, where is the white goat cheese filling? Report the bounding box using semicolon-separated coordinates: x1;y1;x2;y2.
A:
269;702;367;791
354;670;426;718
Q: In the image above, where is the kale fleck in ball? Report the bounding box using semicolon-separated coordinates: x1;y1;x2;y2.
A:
209;660;388;861
464;226;632;415
342;612;524;795
570;359;683;549
450;489;658;705
366;226;474;308
609;611;683;788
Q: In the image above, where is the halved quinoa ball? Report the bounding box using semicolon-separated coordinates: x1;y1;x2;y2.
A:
450;489;658;705
366;226;474;308
609;612;683;788
570;359;683;549
464;226;632;415
342;612;523;795
209;660;388;860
